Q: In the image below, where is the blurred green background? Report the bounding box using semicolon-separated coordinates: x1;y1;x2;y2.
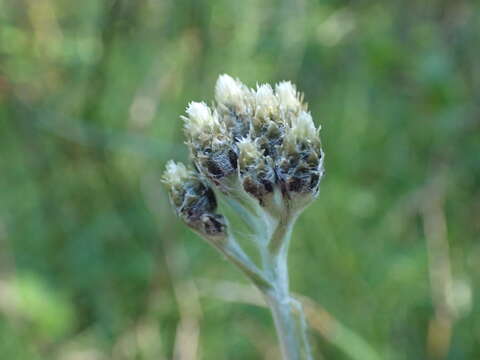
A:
0;0;479;359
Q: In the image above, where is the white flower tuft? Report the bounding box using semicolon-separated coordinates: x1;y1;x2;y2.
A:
238;137;262;169
291;111;318;140
162;160;192;186
184;101;222;138
215;74;249;112
275;81;301;112
285;111;319;146
186;101;213;127
255;84;278;119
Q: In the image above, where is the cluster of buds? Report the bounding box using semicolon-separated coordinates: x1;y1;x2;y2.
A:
163;74;324;238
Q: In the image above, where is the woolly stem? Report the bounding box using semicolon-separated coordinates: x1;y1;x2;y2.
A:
261;218;313;360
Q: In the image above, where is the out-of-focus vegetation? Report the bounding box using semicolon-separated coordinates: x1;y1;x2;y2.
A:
0;0;479;359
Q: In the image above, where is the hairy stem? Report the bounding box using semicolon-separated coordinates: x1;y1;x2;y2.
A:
204;187;313;359
266;290;313;360
202;233;271;290
261;218;313;360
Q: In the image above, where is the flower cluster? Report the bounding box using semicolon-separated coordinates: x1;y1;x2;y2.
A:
162;74;323;359
163;74;324;237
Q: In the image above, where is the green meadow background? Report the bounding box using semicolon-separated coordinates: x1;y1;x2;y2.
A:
0;0;479;359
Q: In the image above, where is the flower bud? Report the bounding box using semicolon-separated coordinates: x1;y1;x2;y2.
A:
183;102;226;146
183;102;237;186
278;111;324;199
162;161;227;238
237;137;276;205
215;74;253;140
215;74;251;114
254;84;279;122
283;111;320;151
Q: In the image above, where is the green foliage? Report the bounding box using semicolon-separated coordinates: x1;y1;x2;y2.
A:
0;0;478;359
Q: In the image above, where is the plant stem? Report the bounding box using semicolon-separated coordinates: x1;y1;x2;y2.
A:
266;291;312;360
203;233;271;291
205;188;314;359
261;217;313;360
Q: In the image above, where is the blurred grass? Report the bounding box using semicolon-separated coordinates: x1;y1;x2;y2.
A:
0;0;479;359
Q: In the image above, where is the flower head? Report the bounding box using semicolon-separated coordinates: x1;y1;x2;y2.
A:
165;74;324;215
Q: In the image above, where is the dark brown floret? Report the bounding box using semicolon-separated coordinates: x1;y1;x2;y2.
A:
203;150;237;180
206;159;224;177
287;177;303;192
309;173;320;191
179;182;216;218
200;213;227;236
242;173;275;205
243;176;262;200
228;149;238;169
261;178;274;193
